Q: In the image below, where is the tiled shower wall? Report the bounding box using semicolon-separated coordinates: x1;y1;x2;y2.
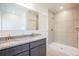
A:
54;7;78;48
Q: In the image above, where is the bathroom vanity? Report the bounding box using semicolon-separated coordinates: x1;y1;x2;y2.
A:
0;35;46;56
0;3;46;56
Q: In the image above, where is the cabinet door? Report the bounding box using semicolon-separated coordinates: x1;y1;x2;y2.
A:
15;51;29;56
39;44;46;56
30;46;40;56
0;43;29;56
30;44;46;56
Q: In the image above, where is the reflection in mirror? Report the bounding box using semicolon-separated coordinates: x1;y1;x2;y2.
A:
27;10;39;30
0;3;39;32
0;3;27;31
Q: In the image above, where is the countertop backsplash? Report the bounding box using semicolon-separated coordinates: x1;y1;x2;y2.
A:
0;30;47;37
0;30;33;37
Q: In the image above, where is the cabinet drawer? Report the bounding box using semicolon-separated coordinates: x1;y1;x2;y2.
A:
30;38;46;49
0;43;29;56
15;51;29;56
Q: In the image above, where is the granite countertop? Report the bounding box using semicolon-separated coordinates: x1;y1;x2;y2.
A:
0;34;46;50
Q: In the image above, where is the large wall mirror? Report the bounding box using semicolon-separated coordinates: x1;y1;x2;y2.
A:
0;3;39;31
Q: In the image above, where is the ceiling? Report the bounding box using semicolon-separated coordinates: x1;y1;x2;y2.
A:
34;3;79;13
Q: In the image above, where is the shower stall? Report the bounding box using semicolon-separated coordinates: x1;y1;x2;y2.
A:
48;4;79;56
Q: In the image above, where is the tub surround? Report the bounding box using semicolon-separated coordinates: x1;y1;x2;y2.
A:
0;33;46;50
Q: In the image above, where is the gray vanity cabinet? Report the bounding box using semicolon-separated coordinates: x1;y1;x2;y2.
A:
30;38;46;56
30;44;46;56
0;38;46;56
0;43;29;56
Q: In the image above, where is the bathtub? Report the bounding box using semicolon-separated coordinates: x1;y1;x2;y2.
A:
47;42;79;56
